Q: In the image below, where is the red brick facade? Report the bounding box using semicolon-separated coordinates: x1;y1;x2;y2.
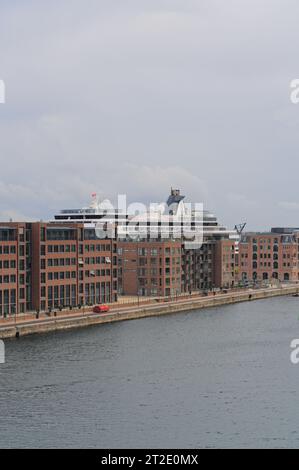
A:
0;221;236;316
236;230;299;283
118;238;236;298
213;239;235;288
32;223;118;312
182;239;235;292
118;240;182;297
0;223;28;316
0;222;117;316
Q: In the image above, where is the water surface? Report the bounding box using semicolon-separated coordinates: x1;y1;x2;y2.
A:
1;296;299;448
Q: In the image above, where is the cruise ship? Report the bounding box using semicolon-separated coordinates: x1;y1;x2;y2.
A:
53;189;237;247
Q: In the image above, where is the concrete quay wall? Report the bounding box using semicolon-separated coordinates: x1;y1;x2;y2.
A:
0;286;298;339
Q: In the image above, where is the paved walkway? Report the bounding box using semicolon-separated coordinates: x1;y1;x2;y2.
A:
0;286;296;332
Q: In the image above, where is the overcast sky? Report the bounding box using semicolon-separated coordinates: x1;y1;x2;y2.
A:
0;0;299;229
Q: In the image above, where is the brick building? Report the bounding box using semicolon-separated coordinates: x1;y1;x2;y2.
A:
0;189;238;314
118;237;235;298
0;223;29;316
0;222;117;317
236;228;299;284
117;240;182;297
32;223;118;312
182;238;235;292
213;239;235;288
182;243;213;292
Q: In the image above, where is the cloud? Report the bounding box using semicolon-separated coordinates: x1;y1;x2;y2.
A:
110;164;208;204
226;193;257;208
0;209;36;223
1;0;299;230
278;201;299;211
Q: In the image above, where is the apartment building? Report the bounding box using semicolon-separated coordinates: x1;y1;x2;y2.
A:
236;228;299;283
118;237;235;298
182;243;213;292
213;239;235;288
31;223;118;312
0;222;117;317
0;188;237;313
182;238;235;292
0;222;29;316
117;240;182;297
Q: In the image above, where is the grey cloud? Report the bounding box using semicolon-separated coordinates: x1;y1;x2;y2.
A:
1;0;299;229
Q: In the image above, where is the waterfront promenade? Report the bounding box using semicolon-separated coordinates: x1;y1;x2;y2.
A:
0;285;298;339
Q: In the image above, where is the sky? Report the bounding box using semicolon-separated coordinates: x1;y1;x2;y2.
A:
0;0;299;230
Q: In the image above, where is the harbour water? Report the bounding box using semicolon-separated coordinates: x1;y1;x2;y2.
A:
1;296;299;448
